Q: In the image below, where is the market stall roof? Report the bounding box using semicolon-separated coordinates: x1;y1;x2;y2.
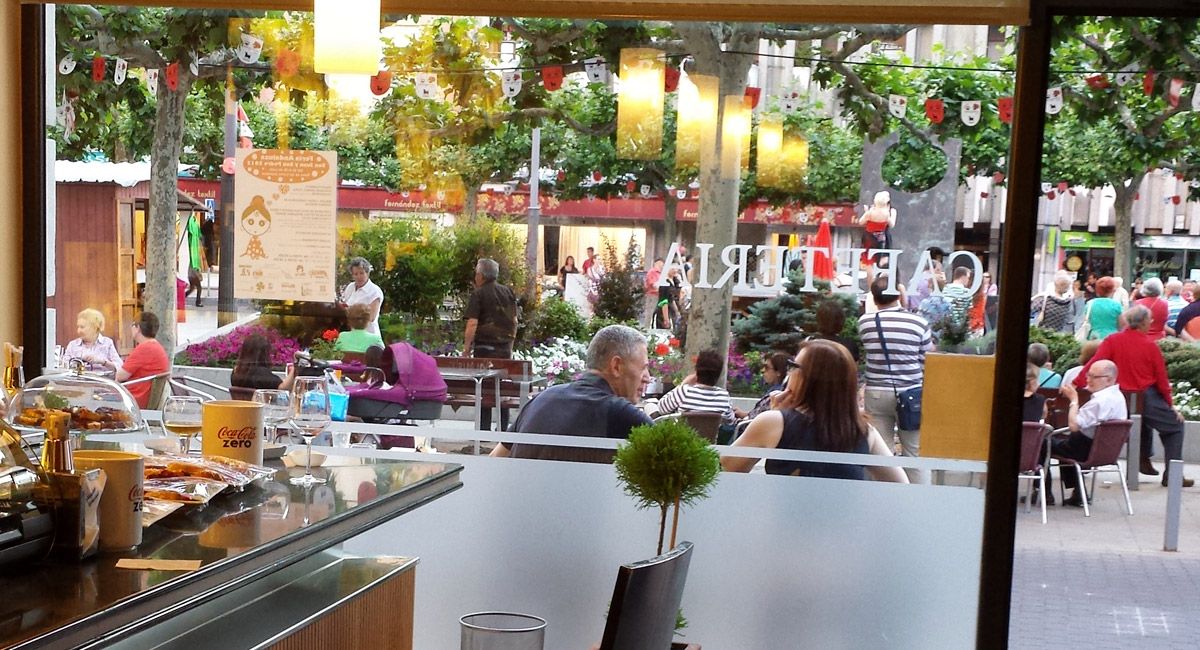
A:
55;160;210;212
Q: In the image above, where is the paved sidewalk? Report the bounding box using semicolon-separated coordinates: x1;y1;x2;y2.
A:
1011;466;1200;648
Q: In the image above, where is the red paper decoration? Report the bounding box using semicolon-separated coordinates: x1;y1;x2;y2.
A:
275;49;300;77
1173;195;1182;205
164;62;180;91
370;71;392;96
1144;69;1156;96
1057;181;1069;192
744;87;761;109
625;180;637;193
91;56;105;83
992;172;1005;184
1167;78;1184;108
664;67;680;93
924;98;944;124
1085;74;1109;90
556;170;566;182
592;171;603;182
541;66;563;91
997;97;1013;124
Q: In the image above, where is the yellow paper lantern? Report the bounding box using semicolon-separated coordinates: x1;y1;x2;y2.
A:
756;115;784;188
313;0;382;75
779;135;810;191
675;74;719;170
720;96;751;180
616;48;665;160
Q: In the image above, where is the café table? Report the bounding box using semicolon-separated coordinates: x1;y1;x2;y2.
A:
0;436;462;650
437;366;504;440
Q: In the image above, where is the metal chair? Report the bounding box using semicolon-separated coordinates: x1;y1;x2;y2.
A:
1051;419;1134;517
121;371;172;411
168;374;230;402
598;542;694;650
1018;422;1051;524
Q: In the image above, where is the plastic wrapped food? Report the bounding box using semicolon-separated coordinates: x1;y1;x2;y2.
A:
143;476;226;504
143;454;274;489
142;499;185;527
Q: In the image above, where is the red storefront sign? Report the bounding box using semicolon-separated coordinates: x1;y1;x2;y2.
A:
177;178;856;227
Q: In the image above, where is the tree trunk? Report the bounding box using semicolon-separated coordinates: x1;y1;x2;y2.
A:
146;71;193;358
463;180;481;221
662;193;678;260
657;504;668;555
1111;174;1142;281
676;22;758;380
669;495;681;551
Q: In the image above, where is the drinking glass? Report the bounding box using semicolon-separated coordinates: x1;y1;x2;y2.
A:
162;396;203;455
252;389;291;444
289;377;330;486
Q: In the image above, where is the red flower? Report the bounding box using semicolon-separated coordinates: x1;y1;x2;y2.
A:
668;338;680;347
654;343;670;356
322;329;339;342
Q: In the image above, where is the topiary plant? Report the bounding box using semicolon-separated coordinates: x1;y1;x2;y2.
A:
614;419;720;555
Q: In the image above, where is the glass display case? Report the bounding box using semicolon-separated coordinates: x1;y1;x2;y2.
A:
5;361;146;436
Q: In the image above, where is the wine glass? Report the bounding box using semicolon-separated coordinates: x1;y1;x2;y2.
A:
162;396;203;455
252;389;290;444
289;377;330;486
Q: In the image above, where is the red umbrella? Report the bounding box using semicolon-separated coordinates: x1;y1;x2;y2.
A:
810;219;835;281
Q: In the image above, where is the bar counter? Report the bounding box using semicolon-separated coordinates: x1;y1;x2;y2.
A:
0;444;462;650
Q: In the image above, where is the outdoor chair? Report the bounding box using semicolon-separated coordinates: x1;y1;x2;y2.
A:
1018;422;1051;524
597;541;694;650
1051;419;1134;517
169;374;230;402
655;411;722;443
121;371;172;411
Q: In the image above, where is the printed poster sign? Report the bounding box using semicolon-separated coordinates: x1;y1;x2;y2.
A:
233;149;337;301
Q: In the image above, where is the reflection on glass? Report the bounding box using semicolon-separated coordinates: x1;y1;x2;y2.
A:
252;389;290;444
162;396;203;455
289;377;330;486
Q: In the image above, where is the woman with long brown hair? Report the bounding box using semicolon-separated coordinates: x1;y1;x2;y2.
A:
721;340;907;482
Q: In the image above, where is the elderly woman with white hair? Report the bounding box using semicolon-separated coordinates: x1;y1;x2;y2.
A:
1031;271;1076;333
62;308;123;372
1134;277;1169;340
338;257;384;335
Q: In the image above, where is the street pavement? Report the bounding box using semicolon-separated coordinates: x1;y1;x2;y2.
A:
1010;465;1200;649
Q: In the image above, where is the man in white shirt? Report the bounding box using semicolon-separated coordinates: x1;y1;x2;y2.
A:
1053;360;1126;507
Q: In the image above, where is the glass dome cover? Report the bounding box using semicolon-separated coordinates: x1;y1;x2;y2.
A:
6;360;145;433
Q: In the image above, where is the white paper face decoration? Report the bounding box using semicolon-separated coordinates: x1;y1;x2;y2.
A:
640;185;652;197
1045;87;1063;114
114;58;128;86
237;34;264;65
960;100;981;126
58;55;76;75
584;57;607;84
414;73;440;100
1041;182;1053;194
501;70;522;98
781;91;801;114
888;94;907;118
1192;83;1200;112
56;92;76;137
146;68;159;95
1115;63;1138;87
676;189;687;200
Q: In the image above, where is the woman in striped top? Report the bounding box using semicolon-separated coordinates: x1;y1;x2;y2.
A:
652;349;735;424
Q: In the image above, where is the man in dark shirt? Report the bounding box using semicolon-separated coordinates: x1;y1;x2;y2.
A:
464;257;518;431
491;324;653;463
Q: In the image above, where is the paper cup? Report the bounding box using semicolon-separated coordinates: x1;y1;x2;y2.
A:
202;400;264;466
73;450;143;551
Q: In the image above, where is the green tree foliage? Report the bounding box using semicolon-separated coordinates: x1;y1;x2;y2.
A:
614;419;720;554
732;270;861;354
594;237;646;322
1044;16;1200;277
524;297;588;345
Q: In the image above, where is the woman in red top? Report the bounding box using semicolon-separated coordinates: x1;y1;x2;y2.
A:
1133;277;1169;340
857;190;896;263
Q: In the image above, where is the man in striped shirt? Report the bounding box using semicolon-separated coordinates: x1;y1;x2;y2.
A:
858;275;933;481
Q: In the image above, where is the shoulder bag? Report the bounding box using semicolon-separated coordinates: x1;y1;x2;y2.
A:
875;313;923;431
1074;301;1093;342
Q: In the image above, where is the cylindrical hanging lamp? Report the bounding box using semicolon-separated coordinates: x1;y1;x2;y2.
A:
616;48;665;160
720;95;751;180
756;115;784;188
675;73;719;170
314;0;382;75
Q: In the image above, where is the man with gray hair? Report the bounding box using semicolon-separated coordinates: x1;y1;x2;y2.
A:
1074;305;1193;487
491;324;652;463
464;258;519;431
1164;278;1187;335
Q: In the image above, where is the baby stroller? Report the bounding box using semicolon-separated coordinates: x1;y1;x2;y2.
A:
335;342;448;449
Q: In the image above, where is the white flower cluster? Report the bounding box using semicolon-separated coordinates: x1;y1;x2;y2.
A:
514;338;591;385
1172;381;1200;421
